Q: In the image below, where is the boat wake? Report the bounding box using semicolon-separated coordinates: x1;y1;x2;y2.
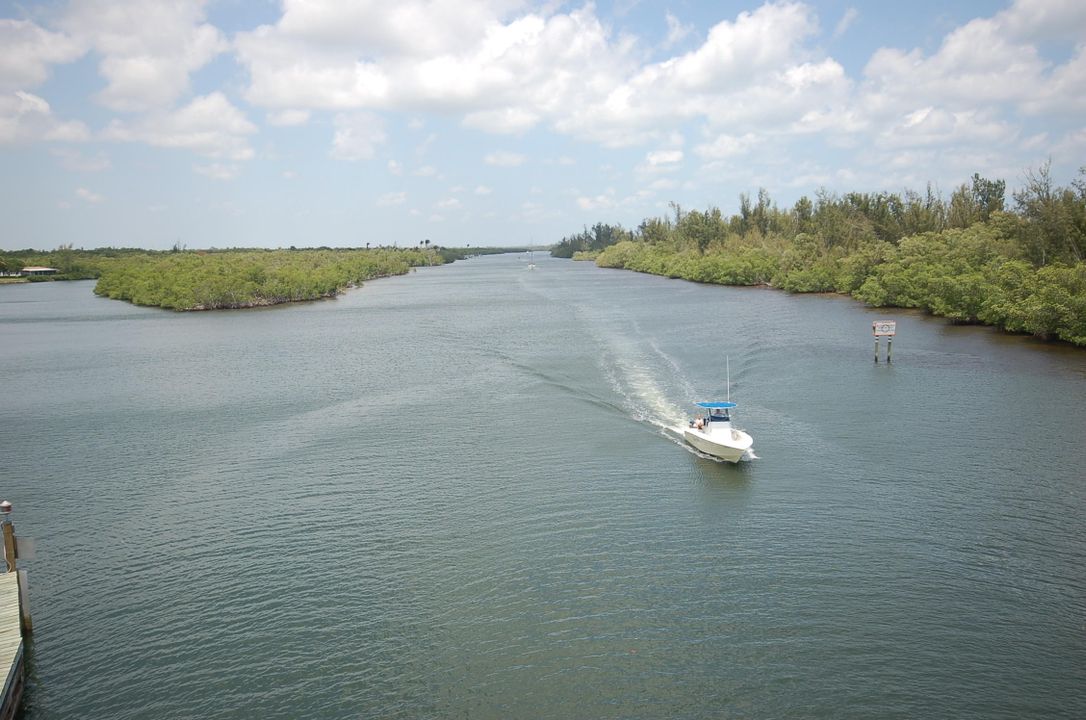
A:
597;330;690;431
588;319;761;463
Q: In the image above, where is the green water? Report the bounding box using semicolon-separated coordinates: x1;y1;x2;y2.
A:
1;254;1084;718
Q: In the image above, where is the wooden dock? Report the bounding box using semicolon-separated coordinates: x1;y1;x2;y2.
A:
0;573;23;720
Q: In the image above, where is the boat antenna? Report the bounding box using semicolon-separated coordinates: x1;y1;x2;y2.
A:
726;355;731;404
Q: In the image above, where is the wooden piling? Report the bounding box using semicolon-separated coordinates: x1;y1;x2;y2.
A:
15;574;29;636
0;525;12;576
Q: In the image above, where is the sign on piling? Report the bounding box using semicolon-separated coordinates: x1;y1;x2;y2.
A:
872;320;896;362
872;321;896;336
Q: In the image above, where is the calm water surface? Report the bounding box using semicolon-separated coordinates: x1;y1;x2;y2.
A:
1;255;1085;719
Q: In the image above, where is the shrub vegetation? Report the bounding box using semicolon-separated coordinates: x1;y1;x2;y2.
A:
553;164;1086;346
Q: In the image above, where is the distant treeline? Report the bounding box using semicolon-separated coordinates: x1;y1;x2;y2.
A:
0;245;144;280
553;163;1086;346
0;246;443;310
96;248;445;309
0;244;536;310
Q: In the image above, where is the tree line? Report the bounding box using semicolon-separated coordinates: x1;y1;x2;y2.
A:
92;248;441;310
552;163;1086;346
0;246;446;309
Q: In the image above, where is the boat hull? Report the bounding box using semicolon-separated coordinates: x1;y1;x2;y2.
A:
681;427;754;463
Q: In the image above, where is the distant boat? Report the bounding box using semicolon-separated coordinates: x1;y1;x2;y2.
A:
527;250;536;270
679;401;755;462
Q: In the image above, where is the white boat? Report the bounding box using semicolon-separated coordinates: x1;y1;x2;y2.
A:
679;401;755;462
527;250;536;270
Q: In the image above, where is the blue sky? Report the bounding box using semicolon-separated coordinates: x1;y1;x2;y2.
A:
1;0;1084;250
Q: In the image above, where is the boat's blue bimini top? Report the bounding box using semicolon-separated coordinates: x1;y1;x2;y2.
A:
695;401;737;409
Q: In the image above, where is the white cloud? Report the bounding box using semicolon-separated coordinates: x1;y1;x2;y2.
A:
645;149;683;166
484;151;525;166
474;185;492;195
879;107;1017;147
229;0;874;156
0;91;89;144
555;3;842;146
847;0;1086;166
1022;44;1086;116
387;159;403;174
102;92;256;160
76;187;104;203
235;2;636;136
436;197;461;209
331;112;386;160
414;165;438;176
0;19;84;91
577;190;616;210
637;148;683;176
60;0;227;112
861;19;1046;111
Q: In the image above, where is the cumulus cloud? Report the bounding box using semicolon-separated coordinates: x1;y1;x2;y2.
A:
0;91;89;144
637;148;683;176
102;92;256;160
554;2;848;146
59;0;227;112
235;1;635;136
879;107;1017;148
849;0;1086;171
646;149;683;166
0;19;83;91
